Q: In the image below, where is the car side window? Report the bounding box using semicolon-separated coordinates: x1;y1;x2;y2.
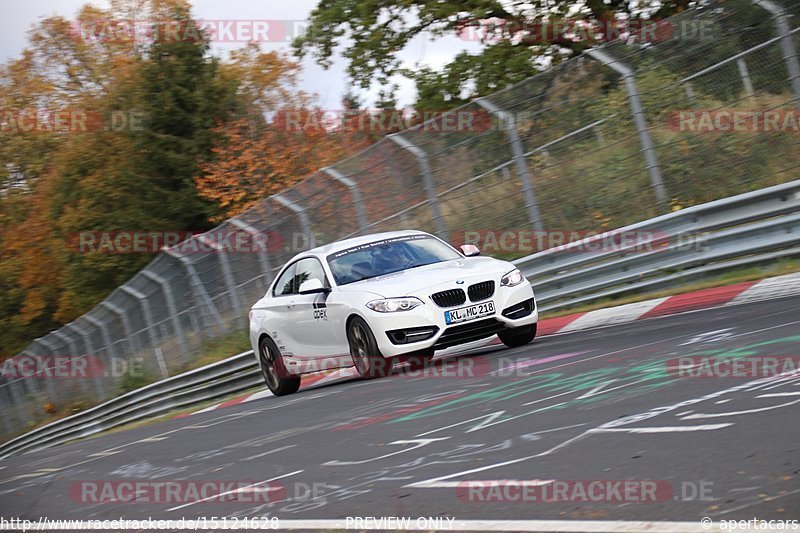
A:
294;258;327;290
273;263;297;296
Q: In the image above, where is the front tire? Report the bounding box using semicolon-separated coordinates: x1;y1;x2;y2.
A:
347;317;394;379
258;336;301;396
498;323;537;348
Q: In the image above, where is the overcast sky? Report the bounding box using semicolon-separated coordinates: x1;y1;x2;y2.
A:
0;0;482;108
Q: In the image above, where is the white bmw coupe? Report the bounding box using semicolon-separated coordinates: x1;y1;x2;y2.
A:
249;230;537;395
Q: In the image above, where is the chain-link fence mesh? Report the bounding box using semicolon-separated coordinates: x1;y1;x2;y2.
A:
3;0;799;440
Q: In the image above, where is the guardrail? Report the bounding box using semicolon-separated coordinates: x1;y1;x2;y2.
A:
516;179;800;311
0;351;261;461
2;180;800;460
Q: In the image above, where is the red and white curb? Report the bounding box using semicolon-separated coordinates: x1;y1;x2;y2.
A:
181;272;800;417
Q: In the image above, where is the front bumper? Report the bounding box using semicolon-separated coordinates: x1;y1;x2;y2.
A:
366;282;538;358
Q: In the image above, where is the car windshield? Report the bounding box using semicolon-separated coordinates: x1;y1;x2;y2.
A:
327;235;462;285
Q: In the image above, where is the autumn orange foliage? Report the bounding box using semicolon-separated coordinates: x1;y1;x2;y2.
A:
196;112;370;219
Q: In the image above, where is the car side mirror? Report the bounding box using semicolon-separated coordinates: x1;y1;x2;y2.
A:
460;244;481;257
298;278;330;294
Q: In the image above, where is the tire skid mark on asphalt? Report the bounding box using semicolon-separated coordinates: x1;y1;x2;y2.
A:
241;444;297;461
224;421;333;450
681;398;800;419
165;469;304;512
490;351;590;375
590;424;733;433
332;392;465;431
0;411;264;487
387;334;693;431
415;411;508;437
757;373;800;391
415;479;555;488
320;388;472;434
392;326;800;434
269;439;523;515
322;438;451;466
401;335;800;492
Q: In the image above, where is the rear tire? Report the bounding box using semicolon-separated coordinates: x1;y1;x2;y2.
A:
498;323;537;348
258;336;301;396
347;317;394;379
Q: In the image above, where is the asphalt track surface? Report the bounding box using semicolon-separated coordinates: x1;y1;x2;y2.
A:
1;296;799;526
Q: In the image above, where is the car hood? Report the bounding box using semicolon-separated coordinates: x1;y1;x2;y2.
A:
337;256;514;298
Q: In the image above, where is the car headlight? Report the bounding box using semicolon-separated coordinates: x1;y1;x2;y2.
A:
501;268;526;287
366;297;423;313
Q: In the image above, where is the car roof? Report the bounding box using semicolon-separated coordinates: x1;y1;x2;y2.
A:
293;230;432;261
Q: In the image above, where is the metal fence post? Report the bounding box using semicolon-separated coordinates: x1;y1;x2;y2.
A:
51;330;78;357
164;248;225;332
101;301;138;353
230;218;274;291
0;385;18;436
83;315;117;361
64;323;91;358
65;322;105;398
753;0;800;109
683;81;696;103
30;341;57;399
120;286;159;353
141;270;189;362
272;194;316;249
587;49;669;212
17;349;44;403
35;337;58;356
737;58;755;97
198;234;244;327
322;167;370;234
51;330;92;396
388;134;449;241
6;379;29;433
83;314;118;395
476;97;544;232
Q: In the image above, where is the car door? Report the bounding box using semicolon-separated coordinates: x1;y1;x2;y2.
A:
283;257;337;362
262;261;297;358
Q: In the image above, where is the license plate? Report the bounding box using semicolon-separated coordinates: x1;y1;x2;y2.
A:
445;301;496;325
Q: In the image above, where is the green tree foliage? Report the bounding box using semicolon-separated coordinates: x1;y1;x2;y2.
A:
294;0;694;109
0;0;310;355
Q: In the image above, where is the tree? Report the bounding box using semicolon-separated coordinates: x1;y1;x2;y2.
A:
196;107;370;218
294;0;695;109
1;0;268;353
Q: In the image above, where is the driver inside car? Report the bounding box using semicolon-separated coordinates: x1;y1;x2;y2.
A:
373;244;412;273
